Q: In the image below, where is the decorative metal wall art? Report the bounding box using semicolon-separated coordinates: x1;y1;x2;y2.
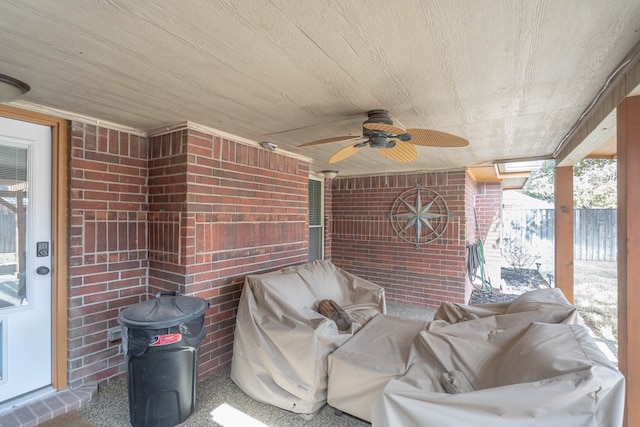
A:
388;184;452;248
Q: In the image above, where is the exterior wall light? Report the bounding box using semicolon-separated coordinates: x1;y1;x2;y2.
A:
321;170;339;179
261;141;278;151
0;73;30;103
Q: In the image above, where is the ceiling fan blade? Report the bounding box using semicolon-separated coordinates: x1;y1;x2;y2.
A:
363;122;407;136
406;128;469;147
329;144;366;163
298;135;361;147
379;140;418;163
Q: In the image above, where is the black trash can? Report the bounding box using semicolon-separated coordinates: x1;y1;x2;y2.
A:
118;291;208;427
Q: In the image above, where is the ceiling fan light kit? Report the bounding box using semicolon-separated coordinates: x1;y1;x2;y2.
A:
299;110;469;164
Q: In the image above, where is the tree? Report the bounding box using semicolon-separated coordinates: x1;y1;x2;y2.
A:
573;159;617;208
521;160;555;204
521;159;617;208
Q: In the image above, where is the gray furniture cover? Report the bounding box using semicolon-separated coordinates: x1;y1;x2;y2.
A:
327;314;429;422
433;287;583;325
230;260;385;416
372;310;625;426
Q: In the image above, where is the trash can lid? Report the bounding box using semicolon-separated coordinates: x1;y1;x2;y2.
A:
118;294;208;329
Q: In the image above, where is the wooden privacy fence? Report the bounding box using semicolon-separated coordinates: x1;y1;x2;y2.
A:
502;209;617;262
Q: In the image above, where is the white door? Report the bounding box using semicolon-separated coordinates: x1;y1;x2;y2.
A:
0;117;52;404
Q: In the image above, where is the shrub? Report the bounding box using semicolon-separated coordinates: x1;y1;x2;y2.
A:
501;237;542;272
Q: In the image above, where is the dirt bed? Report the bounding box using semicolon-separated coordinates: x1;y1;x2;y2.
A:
469;268;548;304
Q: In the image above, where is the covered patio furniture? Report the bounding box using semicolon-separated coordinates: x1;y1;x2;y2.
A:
373;318;625;426
230;260;385;416
433;287;582;325
327;314;429;422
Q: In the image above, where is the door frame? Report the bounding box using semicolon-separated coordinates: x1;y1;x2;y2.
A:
0;105;68;390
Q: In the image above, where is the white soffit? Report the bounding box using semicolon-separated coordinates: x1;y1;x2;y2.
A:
0;1;639;175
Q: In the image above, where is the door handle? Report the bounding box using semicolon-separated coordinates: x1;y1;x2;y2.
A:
36;266;50;275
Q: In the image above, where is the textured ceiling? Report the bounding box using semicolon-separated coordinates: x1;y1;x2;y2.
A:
1;0;640;176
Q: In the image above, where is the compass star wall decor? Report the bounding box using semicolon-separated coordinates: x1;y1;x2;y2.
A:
388;184;453;248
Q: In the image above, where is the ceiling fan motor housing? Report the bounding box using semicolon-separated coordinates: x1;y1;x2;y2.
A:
363;110;399;147
364;109;393;126
367;132;396;148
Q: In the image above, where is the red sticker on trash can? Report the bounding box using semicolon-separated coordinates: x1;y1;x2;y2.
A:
150;333;182;346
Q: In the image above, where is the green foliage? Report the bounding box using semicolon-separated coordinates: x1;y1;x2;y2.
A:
521;160;555;203
573;159;617;208
521;159;617;208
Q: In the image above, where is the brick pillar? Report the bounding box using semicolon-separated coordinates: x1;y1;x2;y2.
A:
148;126;310;378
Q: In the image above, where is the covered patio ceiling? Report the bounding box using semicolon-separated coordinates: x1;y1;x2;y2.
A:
1;1;640;178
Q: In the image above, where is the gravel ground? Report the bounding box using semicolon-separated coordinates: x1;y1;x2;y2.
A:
469;289;519;304
469;268;548;304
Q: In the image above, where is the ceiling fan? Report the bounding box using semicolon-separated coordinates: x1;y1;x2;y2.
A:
298;110;468;163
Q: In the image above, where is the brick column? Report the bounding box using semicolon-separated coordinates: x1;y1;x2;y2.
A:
148;127;309;377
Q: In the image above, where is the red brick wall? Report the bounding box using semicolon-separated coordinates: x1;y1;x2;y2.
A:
65;120;500;387
68;122;148;388
68;123;309;387
329;171;468;307
465;173;477;243
147;128;309;379
471;180;503;293
474;181;502;241
323;177;333;259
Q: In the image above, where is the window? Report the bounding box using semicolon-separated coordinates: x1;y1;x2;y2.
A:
308;178;323;261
